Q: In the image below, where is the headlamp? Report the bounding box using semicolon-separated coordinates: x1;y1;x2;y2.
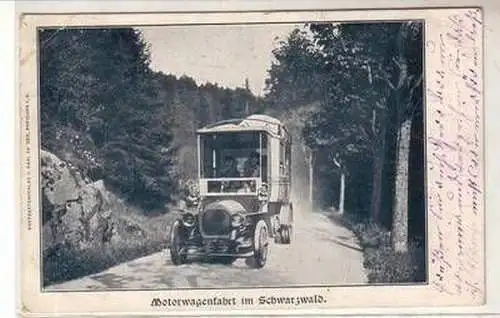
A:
258;183;269;202
182;212;196;227
186;194;199;206
231;213;245;227
186;183;200;206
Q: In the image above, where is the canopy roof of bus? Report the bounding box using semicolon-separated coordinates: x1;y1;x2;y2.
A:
197;114;286;137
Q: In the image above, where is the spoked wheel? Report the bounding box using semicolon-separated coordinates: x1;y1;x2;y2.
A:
280;224;291;244
169;220;187;265
249;219;269;269
272;216;282;244
275;203;293;245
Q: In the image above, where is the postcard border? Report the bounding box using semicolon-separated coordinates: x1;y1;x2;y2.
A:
17;6;486;316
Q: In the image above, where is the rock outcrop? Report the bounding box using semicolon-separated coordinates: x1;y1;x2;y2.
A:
41;149;175;286
41;150;116;251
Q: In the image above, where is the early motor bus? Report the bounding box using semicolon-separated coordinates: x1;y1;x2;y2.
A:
169;114;294;268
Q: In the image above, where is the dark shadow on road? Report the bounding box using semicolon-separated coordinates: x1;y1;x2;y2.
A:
327;237;363;252
314;210;364;253
186;275;199;287
91;272;139;288
312;227;363;253
336;235;351;241
320;210;348;228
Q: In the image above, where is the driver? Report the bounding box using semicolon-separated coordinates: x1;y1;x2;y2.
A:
220;155;241;192
220;155;239;178
244;152;260;177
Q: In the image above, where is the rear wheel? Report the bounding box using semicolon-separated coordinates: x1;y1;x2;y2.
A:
271;215;281;243
249;219;269;268
283;203;293;244
169;220;187;265
280;224;290;244
276;203;293;245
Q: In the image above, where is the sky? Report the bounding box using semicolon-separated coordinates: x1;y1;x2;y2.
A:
138;23;304;96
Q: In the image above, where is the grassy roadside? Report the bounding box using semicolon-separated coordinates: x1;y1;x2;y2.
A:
327;211;426;284
43;199;178;287
43;233;170;287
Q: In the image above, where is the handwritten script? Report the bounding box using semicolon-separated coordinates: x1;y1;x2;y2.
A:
426;8;483;301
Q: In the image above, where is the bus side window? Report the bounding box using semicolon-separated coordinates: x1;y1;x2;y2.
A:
285;142;291;177
279;141;285;175
261;134;268;182
201;135;215;178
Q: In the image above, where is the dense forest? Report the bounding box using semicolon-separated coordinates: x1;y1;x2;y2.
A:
265;23;425;281
265;23;425;250
40;28;266;212
40;22;425;283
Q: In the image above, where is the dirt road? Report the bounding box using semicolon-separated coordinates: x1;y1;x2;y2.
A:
46;208;367;291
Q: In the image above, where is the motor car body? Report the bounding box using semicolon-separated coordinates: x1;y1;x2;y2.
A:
169;114;293;268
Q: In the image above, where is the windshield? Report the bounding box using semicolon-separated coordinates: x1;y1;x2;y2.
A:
199;131;267;180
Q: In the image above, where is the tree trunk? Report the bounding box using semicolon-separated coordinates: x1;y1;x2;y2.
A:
333;156;344;215
391;118;412;253
370;126;386;223
339;170;345;215
370;151;384;222
391;22;413;253
308;150;314;209
367;59;387;223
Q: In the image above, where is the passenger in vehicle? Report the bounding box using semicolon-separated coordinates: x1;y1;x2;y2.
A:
240;152;260;192
244;152;260;177
220;155;240;178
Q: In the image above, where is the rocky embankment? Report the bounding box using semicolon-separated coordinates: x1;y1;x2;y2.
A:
41;150;173;286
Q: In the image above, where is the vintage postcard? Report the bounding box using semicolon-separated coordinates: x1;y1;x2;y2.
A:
17;4;485;317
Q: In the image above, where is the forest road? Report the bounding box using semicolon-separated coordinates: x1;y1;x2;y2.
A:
46;208;367;291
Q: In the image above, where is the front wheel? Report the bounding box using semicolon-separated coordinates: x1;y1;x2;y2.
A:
249;219;269;269
169;220;187;265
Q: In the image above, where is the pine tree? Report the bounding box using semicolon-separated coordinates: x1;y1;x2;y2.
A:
39;28;178;211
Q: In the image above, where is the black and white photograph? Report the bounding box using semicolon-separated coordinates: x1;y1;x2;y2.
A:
38;20;426;291
17;5;487;315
